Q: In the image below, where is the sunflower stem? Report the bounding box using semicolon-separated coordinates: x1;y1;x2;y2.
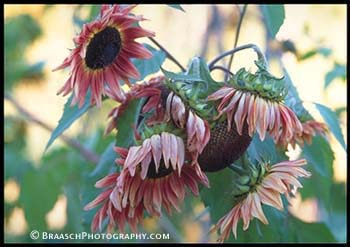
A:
225;4;248;81
209;65;234;77
4;93;100;164
208;43;267;71
148;37;186;72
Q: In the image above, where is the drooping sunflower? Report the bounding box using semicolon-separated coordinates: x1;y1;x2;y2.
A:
85;131;209;233
211;159;311;242
54;4;155;107
208;62;303;143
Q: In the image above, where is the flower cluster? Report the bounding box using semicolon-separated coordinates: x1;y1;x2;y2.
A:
53;4;328;242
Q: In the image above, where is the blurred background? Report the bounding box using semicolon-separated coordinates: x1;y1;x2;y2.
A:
4;4;346;243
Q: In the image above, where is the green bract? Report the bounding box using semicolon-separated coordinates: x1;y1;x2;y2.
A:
228;60;288;102
139;122;185;143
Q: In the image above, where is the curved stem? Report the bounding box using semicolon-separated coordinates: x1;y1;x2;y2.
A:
208;43;267;70
210;65;234;77
225;4;248;81
5;93;100;164
148;37;186;72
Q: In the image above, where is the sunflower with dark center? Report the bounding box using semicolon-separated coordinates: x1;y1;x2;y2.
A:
53;4;155;107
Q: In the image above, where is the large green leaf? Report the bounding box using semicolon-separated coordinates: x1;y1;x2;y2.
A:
315;103;346;151
45;90;92;151
247;134;288;164
301;136;334;209
303;135;334;178
260;5;285;38
131;44;166;83
200;168;237;223
289;217;336;242
89;98;144;178
45;44;165;151
19;169;62;231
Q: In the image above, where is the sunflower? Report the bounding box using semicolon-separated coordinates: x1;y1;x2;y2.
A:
53;4;155;107
207;64;303;144
84;132;209;232
211;159;311;242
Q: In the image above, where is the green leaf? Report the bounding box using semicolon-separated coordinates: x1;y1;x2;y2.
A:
260;5;285;38
167;4;185;12
303;135;334;177
329;182;346;213
89;142;116;178
46;44;165;151
315;103;346;151
19;169;61;231
45;90;92;151
247;134;288;164
200;168;237;223
131;43;166;84
299;47;332;61
161;68;204;82
115;98;144;148
301;136;334;209
289;217;336;242
324;63;346;89
335;106;346;117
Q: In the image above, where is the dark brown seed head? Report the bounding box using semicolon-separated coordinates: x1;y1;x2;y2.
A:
85;27;121;70
145;160;174;179
198;121;252;172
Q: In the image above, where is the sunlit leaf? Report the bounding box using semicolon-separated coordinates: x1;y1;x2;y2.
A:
324;63;346;89
260;5;285;38
303;135;334;177
45;90;92;151
315;103;346;151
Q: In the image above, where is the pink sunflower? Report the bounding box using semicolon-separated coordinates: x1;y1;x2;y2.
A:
85;131;209;232
53;4;155;107
84;173;145;233
208;86;303;143
104;76;165;135
211;159;311;242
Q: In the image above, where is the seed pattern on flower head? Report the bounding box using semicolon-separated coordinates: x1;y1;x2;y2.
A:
211;159;311;242
208;86;303;143
54;4;155;107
